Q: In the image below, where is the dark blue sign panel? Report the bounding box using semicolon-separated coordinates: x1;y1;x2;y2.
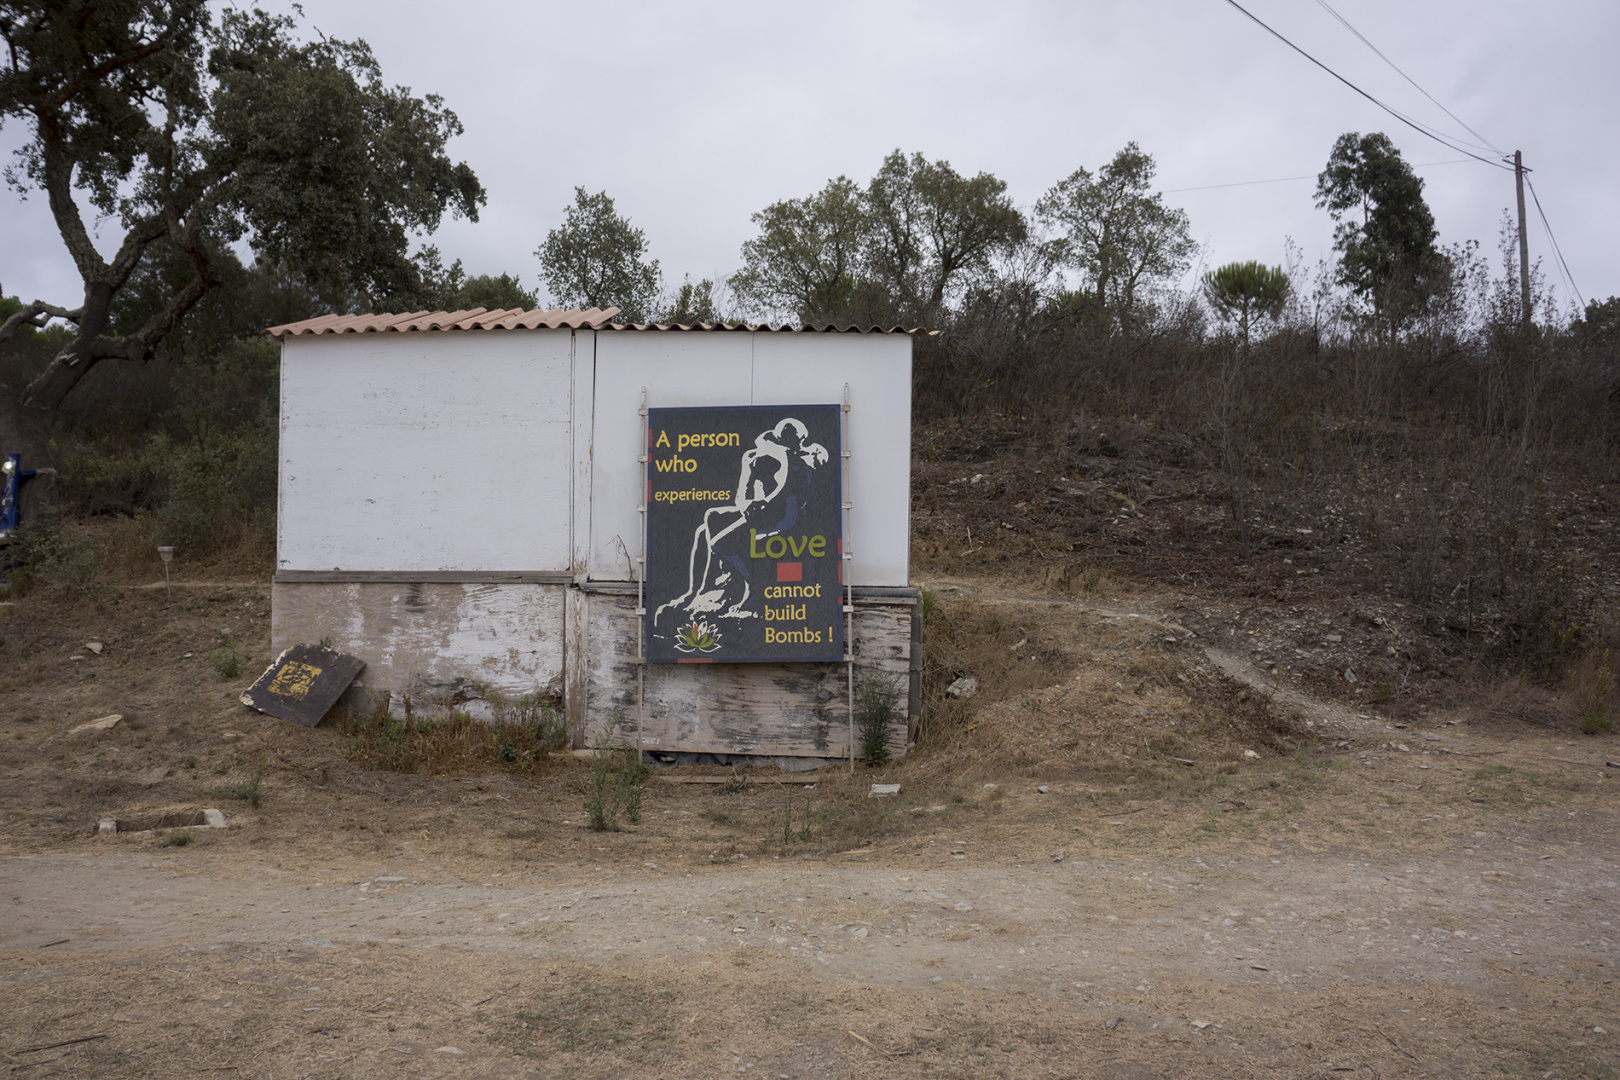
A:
646;404;843;664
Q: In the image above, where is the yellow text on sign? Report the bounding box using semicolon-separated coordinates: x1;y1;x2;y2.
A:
267;661;323;701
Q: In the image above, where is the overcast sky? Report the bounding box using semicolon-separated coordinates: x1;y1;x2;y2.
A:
3;0;1615;315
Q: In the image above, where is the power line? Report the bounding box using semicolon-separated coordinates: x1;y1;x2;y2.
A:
1163;158;1474;195
1222;0;1589;309
1524;177;1586;310
1312;0;1504;157
1218;0;1513;172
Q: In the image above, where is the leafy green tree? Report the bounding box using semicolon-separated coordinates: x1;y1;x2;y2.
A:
1576;296;1620;346
664;276;722;325
1035;143;1196;330
1203;261;1290;349
454;273;537;313
865;150;1025;323
1315;132;1447;325
0;1;484;514
1201;261;1288;558
535;188;661;322
731;177;870;324
407;247;536;312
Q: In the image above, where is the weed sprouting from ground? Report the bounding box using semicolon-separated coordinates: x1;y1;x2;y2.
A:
159;830;193;847
209;635;241;679
489;689;569;750
856;674;901;766
218;766;265;808
919;585;941;628
586;714;648;831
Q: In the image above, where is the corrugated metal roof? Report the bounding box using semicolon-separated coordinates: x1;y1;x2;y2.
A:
267;308;933;339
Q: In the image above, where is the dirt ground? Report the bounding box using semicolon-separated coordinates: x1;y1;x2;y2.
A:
3;572;1619;1079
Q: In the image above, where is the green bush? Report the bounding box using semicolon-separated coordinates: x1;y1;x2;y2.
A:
209;635;242;679
2;516;106;596
856;674;902;767
218;767;265;808
157;429;277;556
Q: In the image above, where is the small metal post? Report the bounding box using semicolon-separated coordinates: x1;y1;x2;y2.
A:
636;387;649;762
157;546;175;600
842;383;854;773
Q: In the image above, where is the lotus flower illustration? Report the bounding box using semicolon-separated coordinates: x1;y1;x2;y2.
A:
674;618;723;654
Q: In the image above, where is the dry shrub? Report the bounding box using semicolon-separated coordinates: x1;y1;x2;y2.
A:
1185;678;1307;756
2;517;106;597
1566;646;1619;734
916;596;1076;747
1043;561;1122;597
1468;676;1572;732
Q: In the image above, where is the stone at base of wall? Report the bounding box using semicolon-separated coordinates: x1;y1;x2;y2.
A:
569;749;844;773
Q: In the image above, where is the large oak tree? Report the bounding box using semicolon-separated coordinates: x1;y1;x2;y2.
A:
1035;142;1195;331
0;1;483;516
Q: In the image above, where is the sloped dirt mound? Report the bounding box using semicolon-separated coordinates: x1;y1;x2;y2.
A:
907;590;1308;787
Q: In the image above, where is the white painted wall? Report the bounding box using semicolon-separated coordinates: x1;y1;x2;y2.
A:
587;330;912;586
585;331;754;582
750;333;912;588
278;331;574;572
276;327;912;584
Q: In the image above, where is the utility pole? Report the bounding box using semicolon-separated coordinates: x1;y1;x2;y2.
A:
1514;150;1531;329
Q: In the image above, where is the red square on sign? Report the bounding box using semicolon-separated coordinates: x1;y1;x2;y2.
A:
776;562;803;582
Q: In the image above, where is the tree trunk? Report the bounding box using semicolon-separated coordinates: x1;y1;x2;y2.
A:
1;282;115;523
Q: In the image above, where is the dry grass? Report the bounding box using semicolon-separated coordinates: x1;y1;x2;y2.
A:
1567;645;1619;734
0;654;52;694
1467;675;1574;733
336;696;568;775
909;591;1307;792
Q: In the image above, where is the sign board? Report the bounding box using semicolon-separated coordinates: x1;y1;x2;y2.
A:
645;404;843;663
240;643;366;727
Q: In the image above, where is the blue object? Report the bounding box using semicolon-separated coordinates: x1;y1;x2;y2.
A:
0;453;21;535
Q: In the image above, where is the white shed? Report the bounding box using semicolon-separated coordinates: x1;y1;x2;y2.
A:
267;308;920;762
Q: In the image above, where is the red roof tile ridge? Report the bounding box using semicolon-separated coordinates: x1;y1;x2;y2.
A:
266;307;932;338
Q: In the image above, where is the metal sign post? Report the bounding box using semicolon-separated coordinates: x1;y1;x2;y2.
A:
636;387;649;762
842;383;854;773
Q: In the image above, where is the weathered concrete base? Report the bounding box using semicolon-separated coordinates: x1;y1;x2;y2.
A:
580;586;918;760
270;581;566;716
268;579;920;759
97;807;227;835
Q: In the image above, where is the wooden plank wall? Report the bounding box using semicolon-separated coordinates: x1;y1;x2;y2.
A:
270;582;566;716
581;591;915;759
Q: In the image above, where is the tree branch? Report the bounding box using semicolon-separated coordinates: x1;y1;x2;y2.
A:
0;300;84;345
106;212;172;290
36;111;109;282
102;253;213;361
41;3;196;111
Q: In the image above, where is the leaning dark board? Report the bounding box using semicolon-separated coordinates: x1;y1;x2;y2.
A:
240;643;366;727
645;404;843;664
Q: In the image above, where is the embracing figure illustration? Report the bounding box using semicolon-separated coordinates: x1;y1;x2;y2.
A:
652;417;831;644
